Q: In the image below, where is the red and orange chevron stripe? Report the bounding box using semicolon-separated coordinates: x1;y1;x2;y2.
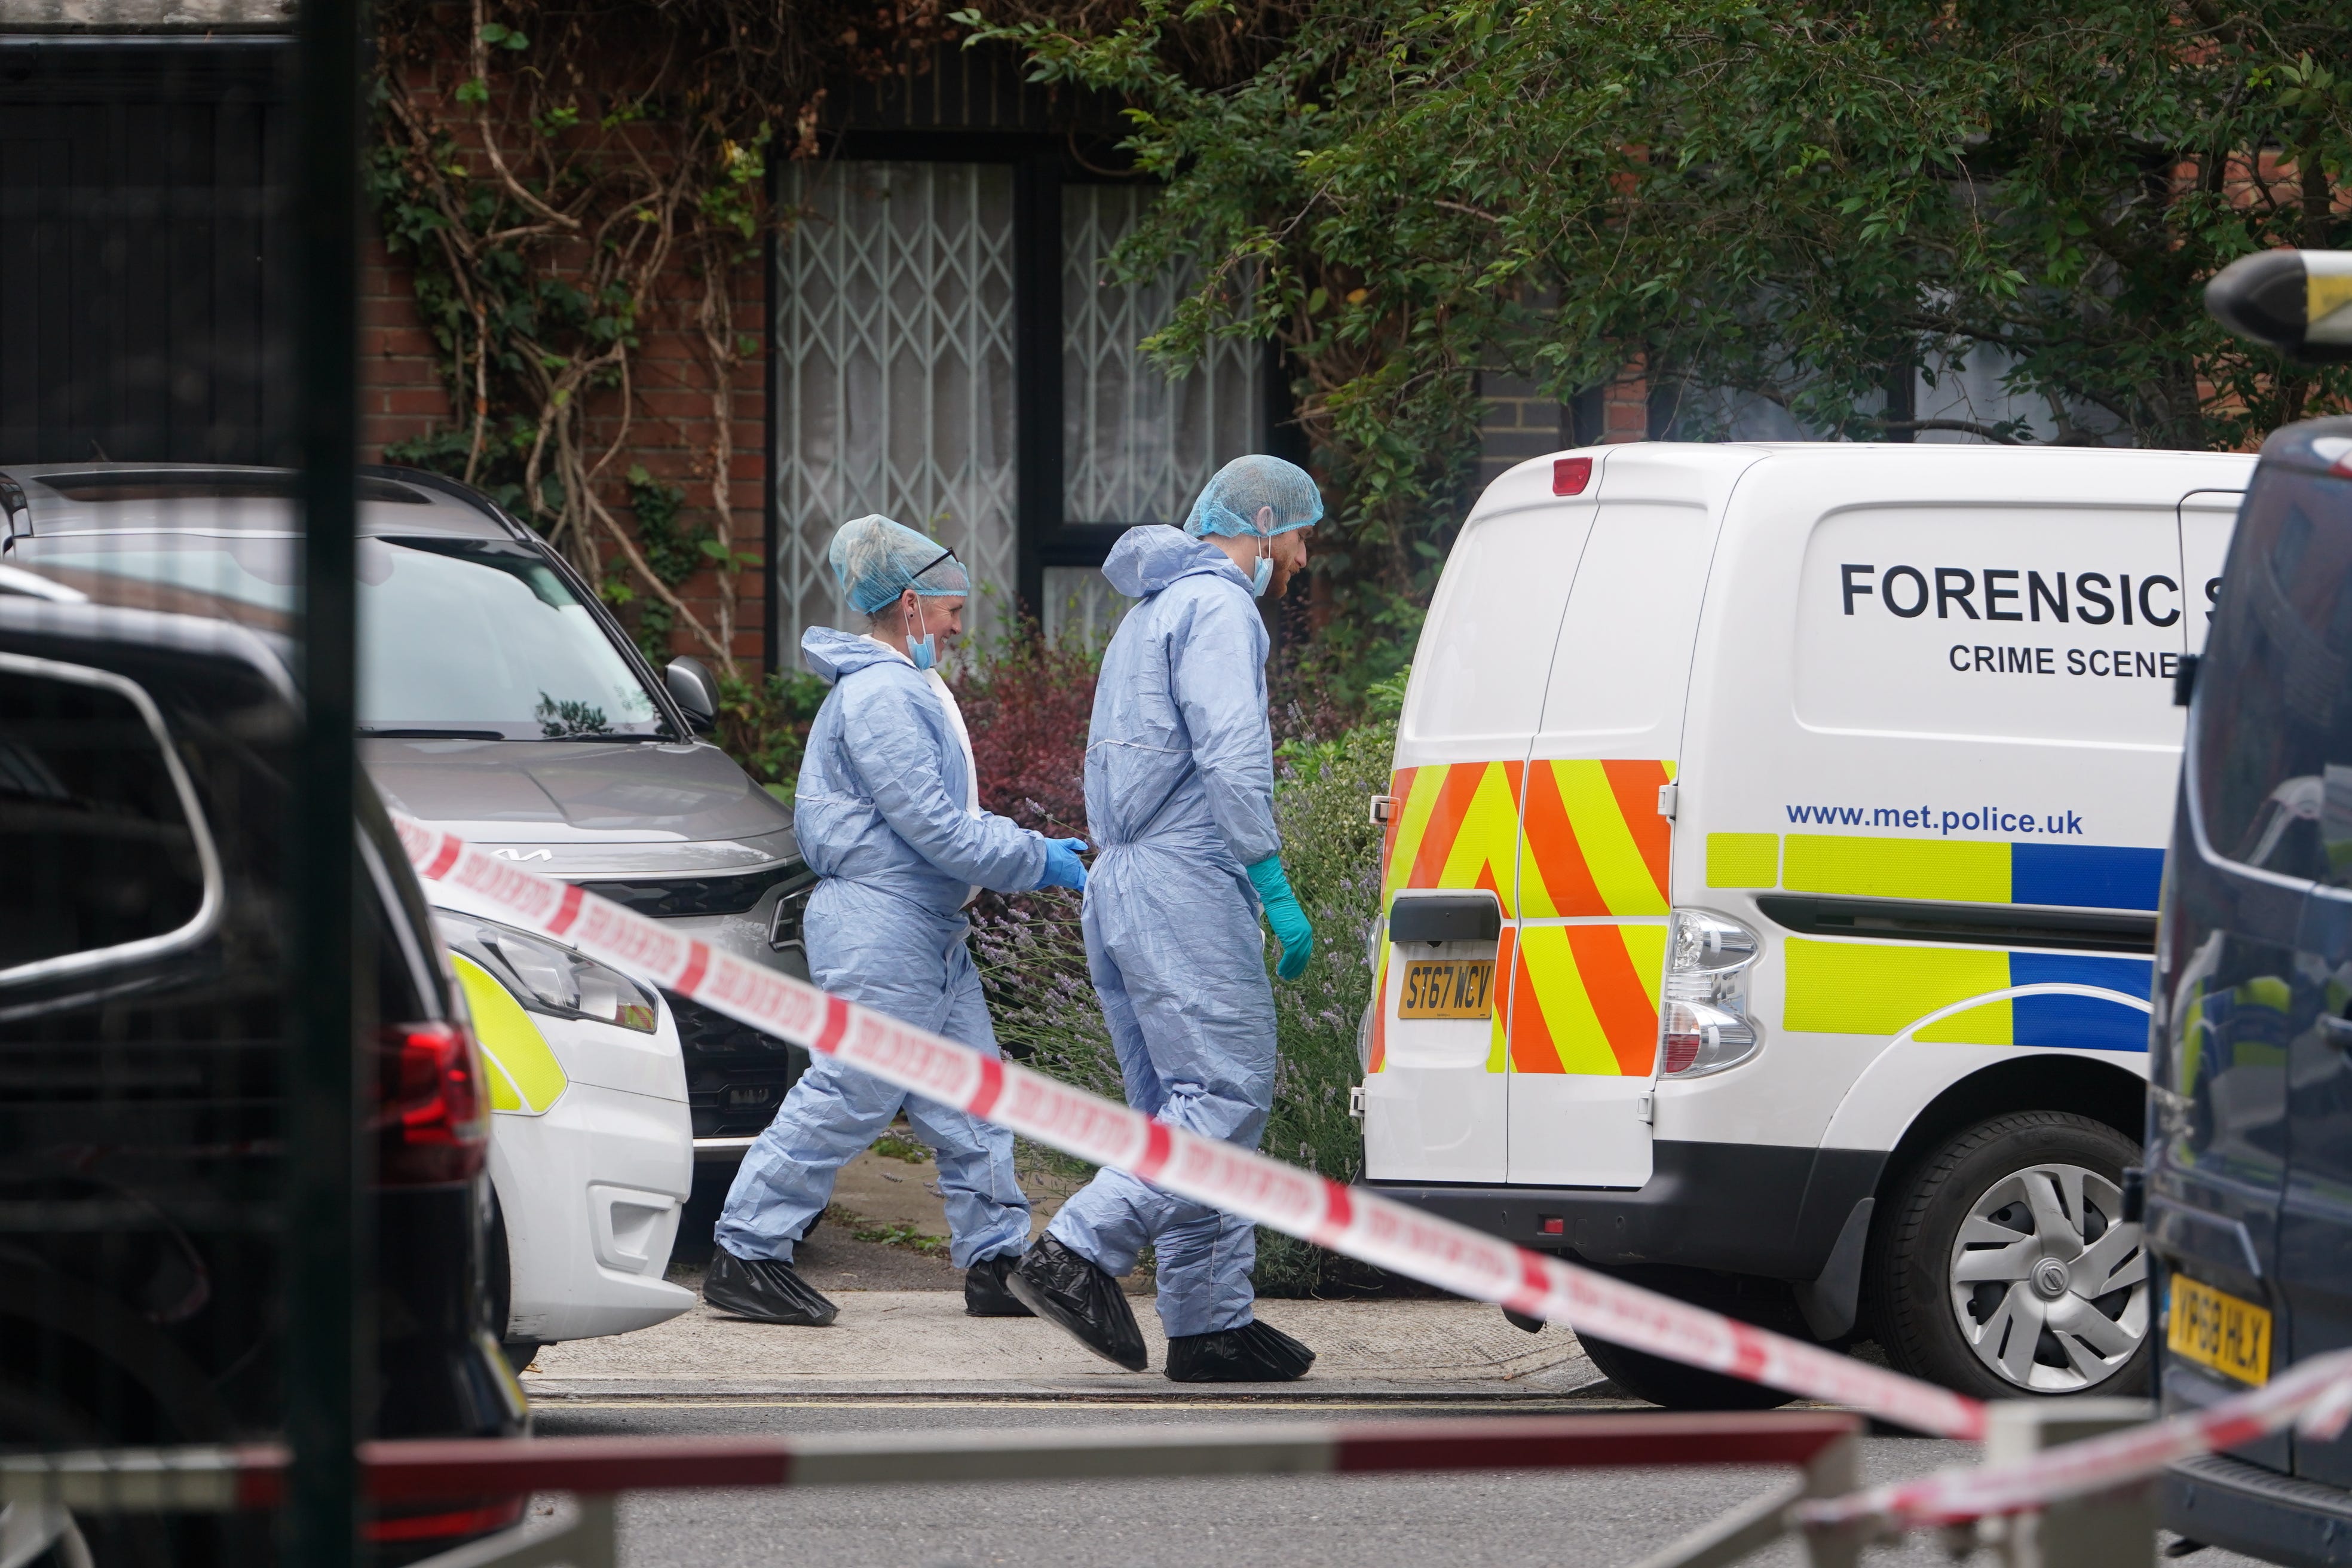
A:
1369;757;1674;1078
1382;761;1524;913
1520;759;1674;917
1370;762;1523;1074
1508;924;1669;1076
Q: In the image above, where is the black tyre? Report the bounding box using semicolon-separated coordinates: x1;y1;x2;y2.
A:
1577;1332;1798;1411
1869;1110;2148;1399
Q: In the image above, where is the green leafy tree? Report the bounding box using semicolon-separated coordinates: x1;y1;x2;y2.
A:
969;0;2352;659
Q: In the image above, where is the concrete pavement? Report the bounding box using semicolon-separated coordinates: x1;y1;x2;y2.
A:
586;1143;1595;1402
525;1285;1604;1402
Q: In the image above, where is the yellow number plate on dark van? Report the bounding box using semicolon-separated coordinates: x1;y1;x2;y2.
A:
1399;959;1496;1020
2168;1273;2271;1386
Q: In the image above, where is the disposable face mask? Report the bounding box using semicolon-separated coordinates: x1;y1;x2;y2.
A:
1249;530;1273;598
904;602;938;670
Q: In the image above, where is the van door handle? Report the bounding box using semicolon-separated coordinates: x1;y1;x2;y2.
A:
2320;1015;2352;1049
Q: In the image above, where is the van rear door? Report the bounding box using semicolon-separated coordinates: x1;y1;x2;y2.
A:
1365;459;1600;1184
1506;449;1722;1187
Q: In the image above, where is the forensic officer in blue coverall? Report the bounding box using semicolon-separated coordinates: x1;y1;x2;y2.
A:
1007;456;1324;1382
705;515;1090;1326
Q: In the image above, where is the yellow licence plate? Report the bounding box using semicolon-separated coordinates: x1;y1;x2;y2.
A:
1399;958;1496;1020
2168;1273;2272;1386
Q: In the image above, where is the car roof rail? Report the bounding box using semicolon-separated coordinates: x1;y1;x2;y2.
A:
357;463;532;541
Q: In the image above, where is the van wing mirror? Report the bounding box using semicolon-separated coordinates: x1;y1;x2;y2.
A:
664;656;720;733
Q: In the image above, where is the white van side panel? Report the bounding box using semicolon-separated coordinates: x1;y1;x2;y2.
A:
2180;488;2241;656
1822;1038;2152;1153
1368;463;1606;1183
1504;448;1751;1186
1665;447;2255;1153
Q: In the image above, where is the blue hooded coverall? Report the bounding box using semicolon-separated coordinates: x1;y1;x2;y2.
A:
715;626;1048;1270
1044;526;1282;1337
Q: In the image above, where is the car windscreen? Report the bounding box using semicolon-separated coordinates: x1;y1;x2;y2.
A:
7;533;671;740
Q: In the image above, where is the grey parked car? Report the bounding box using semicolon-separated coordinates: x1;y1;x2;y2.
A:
0;462;814;1161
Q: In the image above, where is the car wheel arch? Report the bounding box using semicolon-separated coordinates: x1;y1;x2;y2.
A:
1865;1051;2148;1206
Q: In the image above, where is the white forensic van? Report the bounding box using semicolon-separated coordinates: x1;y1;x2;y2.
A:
1362;441;2255;1404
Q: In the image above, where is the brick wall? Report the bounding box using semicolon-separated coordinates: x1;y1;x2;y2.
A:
359;236;453;457
1472;363;1650;493
355;166;768;678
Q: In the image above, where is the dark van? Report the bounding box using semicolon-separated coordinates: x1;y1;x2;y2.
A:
0;592;525;1563
2155;415;2352;1563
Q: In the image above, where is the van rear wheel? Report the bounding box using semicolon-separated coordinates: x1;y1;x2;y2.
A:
1870;1111;2149;1399
1576;1333;1799;1411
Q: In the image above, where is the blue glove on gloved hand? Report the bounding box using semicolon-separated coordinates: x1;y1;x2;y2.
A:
1245;855;1314;980
1037;837;1091;892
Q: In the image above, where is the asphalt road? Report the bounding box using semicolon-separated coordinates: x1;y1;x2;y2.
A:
529;1398;2268;1568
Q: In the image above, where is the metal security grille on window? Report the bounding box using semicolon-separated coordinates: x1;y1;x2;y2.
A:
1051;185;1264;644
1059;185;1262;528
773;162;1019;651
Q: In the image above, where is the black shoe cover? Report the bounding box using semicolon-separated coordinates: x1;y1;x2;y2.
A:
1503;1307;1545;1334
964;1254;1035;1318
703;1248;838;1326
1004;1235;1147;1371
1164;1320;1316;1383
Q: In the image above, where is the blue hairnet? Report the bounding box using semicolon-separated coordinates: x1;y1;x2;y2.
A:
829;514;972;615
1183;455;1323;540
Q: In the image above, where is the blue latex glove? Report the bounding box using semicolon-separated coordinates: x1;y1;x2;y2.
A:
1037;837;1091;892
1245;855;1314;980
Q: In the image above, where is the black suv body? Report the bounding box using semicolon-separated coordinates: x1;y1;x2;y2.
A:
2154;415;2352;1564
0;593;525;1561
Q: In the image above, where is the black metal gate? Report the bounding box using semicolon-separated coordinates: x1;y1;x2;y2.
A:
0;38;290;467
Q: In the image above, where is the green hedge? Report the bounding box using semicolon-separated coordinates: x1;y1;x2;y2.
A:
1250;712;1394;1295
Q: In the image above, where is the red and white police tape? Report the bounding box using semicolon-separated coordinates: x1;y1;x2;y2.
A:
1797;1342;2352;1533
397;815;1984;1436
0;1412;1867;1509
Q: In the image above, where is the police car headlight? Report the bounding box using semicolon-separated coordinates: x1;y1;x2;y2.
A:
1659;910;1762;1078
433;912;660;1033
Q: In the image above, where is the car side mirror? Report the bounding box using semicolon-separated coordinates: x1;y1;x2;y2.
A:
664;657;719;734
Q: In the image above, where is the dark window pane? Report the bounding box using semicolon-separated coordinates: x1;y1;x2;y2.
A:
2193;463;2352;883
0;668;206;971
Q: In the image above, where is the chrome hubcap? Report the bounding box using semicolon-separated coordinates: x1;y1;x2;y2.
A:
1947;1162;2148;1393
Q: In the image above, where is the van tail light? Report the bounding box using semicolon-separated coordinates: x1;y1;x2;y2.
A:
1657;911;1763;1079
1552;457;1592;496
375;1021;489;1185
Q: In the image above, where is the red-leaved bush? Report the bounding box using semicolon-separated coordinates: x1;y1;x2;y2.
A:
950;627;1097;838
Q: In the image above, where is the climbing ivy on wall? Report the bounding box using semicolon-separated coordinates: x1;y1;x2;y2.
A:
366;0;958;677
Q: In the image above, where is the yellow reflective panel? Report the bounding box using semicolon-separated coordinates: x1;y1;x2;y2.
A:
1783;834;2010;904
1706;832;1779;889
452;953;569;1115
1783;939;2010;1041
